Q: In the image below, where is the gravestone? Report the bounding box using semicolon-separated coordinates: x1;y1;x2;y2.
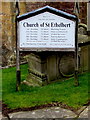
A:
78;23;90;72
81;45;90;72
17;6;78;86
79;35;90;72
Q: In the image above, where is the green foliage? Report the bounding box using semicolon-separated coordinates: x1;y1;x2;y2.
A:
2;64;89;109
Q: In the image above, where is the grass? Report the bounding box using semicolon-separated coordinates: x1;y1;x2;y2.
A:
0;69;2;100
2;64;89;109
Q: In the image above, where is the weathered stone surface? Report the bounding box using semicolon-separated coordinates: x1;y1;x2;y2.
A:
1;116;8;120
0;112;2;120
1;2;26;66
9;107;77;119
78;34;88;43
80;44;90;72
78;23;87;35
26;52;75;86
79;107;88;118
59;53;74;77
26;53;48;86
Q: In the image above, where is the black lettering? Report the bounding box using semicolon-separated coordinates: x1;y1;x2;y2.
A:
51;22;71;27
23;22;27;27
45;23;50;27
23;22;39;27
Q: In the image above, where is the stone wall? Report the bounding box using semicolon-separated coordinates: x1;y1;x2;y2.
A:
26;2;87;23
2;2;15;66
1;2;26;67
26;2;74;14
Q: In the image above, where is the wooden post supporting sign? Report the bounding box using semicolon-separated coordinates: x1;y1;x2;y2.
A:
87;1;90;36
16;0;20;91
74;17;79;86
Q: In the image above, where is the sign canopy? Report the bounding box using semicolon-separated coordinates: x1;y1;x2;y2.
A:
17;6;78;51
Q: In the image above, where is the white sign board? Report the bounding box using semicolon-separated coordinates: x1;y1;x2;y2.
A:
19;11;76;51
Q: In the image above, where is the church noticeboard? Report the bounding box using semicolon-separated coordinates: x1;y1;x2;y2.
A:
17;6;78;51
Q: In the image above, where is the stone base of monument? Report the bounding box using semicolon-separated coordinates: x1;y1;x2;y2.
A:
26;53;47;86
23;35;90;87
26;52;75;86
